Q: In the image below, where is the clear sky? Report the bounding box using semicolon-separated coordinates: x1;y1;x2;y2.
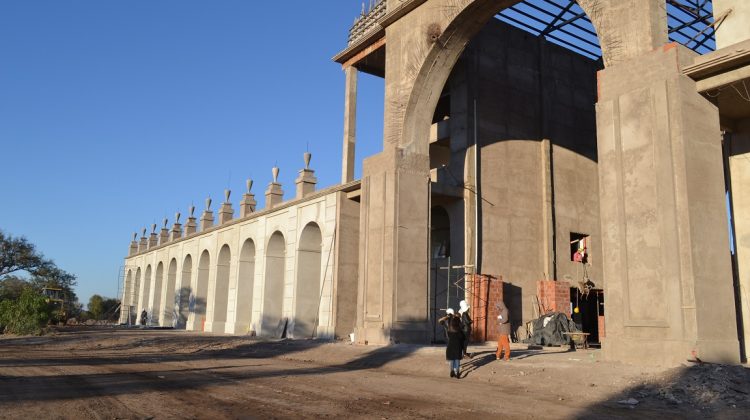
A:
0;1;385;307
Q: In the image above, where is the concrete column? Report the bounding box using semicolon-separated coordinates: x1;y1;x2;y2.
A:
240;179;257;217
138;230;148;252
728;120;750;362
356;148;431;344
597;45;739;365
218;190;233;225
341;65;358;183
184;217;197;235
295;152;317;199
148;225;158;249
129;234;138;256
159;219;169;245
200;198;214;231
170;223;182;241
265;167;284;208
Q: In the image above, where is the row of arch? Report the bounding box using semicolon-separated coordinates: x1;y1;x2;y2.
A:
122;222;325;338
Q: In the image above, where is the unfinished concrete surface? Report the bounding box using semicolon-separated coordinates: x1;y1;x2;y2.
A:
119;0;749;367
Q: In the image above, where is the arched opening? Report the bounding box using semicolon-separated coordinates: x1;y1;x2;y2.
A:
262;231;286;336
122;269;133;324
151;262;164;326
176;254;192;329
430;206;454;342
164;258;177;327
189;250;210;331
140;265;152;324
132;267;142;325
293;223;323;338
236;239;256;334
209;244;231;332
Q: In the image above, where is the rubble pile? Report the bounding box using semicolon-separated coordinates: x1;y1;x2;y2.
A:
632;364;750;410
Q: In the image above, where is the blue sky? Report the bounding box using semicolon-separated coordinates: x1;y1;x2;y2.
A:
0;1;384;307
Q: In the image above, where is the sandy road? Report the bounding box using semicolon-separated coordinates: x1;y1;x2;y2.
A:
0;328;745;419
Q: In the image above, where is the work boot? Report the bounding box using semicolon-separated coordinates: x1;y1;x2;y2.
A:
455;369;460;379
450;370;455;378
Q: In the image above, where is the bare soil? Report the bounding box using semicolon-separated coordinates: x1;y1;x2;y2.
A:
0;327;747;419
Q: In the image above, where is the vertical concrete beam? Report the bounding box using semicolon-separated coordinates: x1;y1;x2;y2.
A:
728;121;750;362
597;45;739;365
342;66;358;183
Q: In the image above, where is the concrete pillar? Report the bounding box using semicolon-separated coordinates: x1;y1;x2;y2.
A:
713;0;750;49
265;166;284;208
159;218;169;245
185;206;197;236
341;66;358;183
129;233;138;256
240;179;257;217
138;229;148;252
295;152;317;199
200;199;214;232
356;147;431;344
218;190;233;225
148;224;158;249
727;120;750;362
596;45;739;365
170;213;182;241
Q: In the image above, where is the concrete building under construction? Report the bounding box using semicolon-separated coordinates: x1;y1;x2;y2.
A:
120;0;750;366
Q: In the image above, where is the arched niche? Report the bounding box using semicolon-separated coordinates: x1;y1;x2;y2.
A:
293;223;323;338
189;250;210;331
236;239;256;334
164;258;178;327
210;244;231;331
152;262;164;325
176;254;192;329
262;231;286;336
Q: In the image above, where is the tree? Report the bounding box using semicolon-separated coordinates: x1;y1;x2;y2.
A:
88;295;104;320
0;276;29;301
0;288;50;335
0;231;52;278
28;265;78;305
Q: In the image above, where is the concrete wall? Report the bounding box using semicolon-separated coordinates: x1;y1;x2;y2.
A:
714;0;750;49
433;20;601;333
120;186;355;339
333;192;360;339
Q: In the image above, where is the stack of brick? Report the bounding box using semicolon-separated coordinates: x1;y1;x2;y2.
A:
468;274;503;343
536;280;571;315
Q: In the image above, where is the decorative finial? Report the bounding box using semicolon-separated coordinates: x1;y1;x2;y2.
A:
224;189;231;203
246;178;253;193
175;212;181;223
361;2;365;15
142;227;147;237
304;151;312;170
272;166;280;183
151;223;157;234
133;232;138;242
163;217;168;228
205;196;212;210
189;205;195;217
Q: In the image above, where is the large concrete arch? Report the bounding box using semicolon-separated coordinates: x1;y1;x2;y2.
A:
163;258;178;327
176;254;192;329
151;262;164;325
121;269;133;324
188;250;210;331
262;231;286;336
234;238;256;335
357;0;738;365
208;244;232;332
293;222;323;338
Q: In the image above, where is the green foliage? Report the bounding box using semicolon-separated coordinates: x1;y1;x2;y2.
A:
88;295;104;320
0;288;51;335
0;230;53;277
0;276;28;301
86;295;120;321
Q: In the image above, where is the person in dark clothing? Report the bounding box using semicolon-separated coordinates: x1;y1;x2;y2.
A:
439;310;465;378
458;300;472;358
140;309;148;326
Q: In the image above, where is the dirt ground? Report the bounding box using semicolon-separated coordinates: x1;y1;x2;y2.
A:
0;328;747;419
